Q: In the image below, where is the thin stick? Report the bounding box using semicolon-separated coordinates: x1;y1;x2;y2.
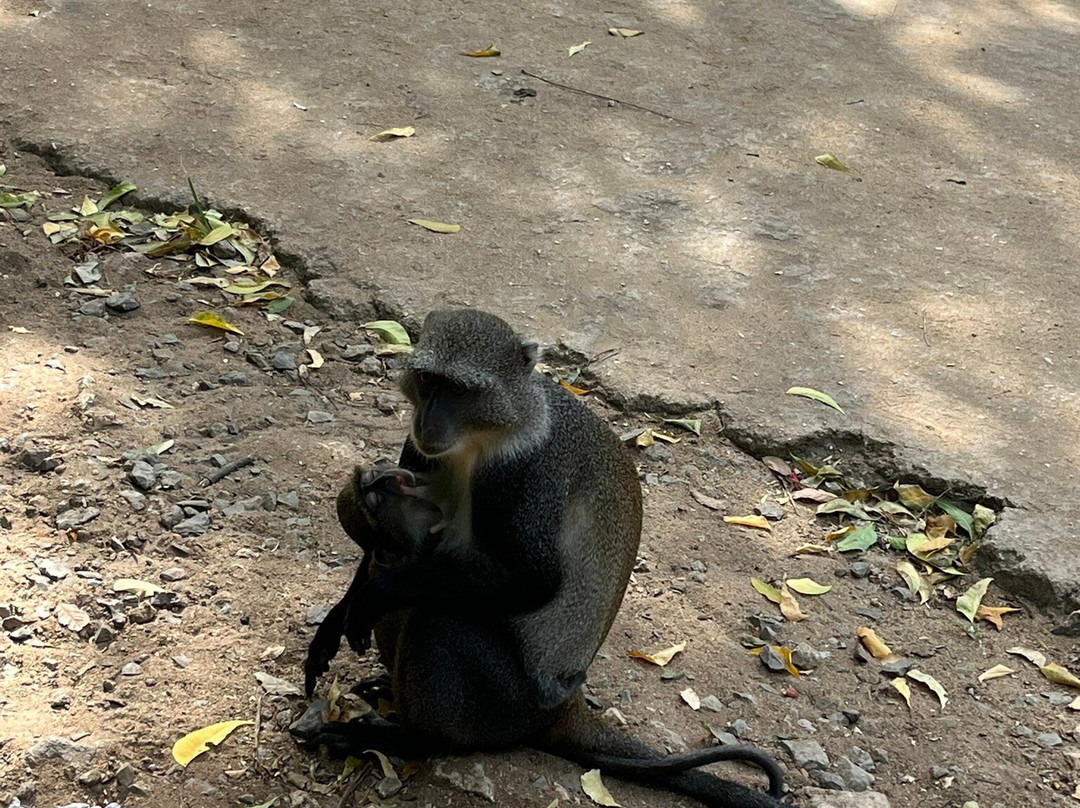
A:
253;691;264;765
336;761;373;808
200;455;255;486
521;69;695;125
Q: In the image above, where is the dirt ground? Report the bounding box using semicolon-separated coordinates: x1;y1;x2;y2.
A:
1;155;1079;808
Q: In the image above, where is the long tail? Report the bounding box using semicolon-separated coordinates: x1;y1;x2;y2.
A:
531;692;791;808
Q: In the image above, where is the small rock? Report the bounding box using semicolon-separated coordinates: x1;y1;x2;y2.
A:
173;512;210;537
1010;725;1033;738
279;491;301;510
105;291;139;312
271;351;298;371
374;394;399;414
288;699;329;738
49;689;71;710
342;344;374;359
755;501;784;521
730;718;750;738
172;655;191;668
25;736;97;768
1051;610;1080;637
929;765;950;779
699;694;724;713
804;788;893;808
158;469;183;489
127;602;155;624
306;410;333;424
853;606;884;621
809;770;846;790
375;776;403;798
78;299;108;318
848;746;875;773
357;356;383;375
246;351;272;372
219;371;251;386
129;461;157;491
184;777;218;796
1036;732;1063;748
433;759;496;802
16;447;61;472
261;491;278;511
160;505;185;529
160;567;187;582
749;615;782;643
55;507;100;531
791;642;825;670
880;658;913;676
93;626;117;647
115;763;136;788
76;767;105;785
36;558;70;581
836;755;875;791
759;645;789;673
780;739;830;771
121;662;142;676
849;562;871;579
119;490;147;511
306;604;329;625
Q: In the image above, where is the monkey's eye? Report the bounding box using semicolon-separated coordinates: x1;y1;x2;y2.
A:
415;371;434;387
448;380;469;397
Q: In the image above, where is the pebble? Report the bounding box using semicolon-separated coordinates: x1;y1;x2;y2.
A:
36;558;70;581
119;490;147;511
24;736;98;768
278;491;301;510
342;344;374;359
699;694;724;712
121;662;143;676
224;340;241;354
357;356;383;375
173;513;210;536
804;788;893;807
305;604;328;625
55;507;100;531
158;469;183;489
93;626;117;647
288;699;329;737
48;689;71;709
730;718;750;738
780;738;830;771
129;460;157;491
881;658;914;676
374;394;399;414
755;501;784;521
127;603;155;624
836;755;875;791
433;760;495;802
1036;732;1063;748
849;562;871;579
78;299;108;318
306;410;333;424
219;371;251;386
271;351;298;371
791;642;826;670
104;290;140;312
810;770;846;790
848;746;876;772
929;765;950;779
246;351;272;372
160;567;188;582
759;645;789;673
172;655;190;668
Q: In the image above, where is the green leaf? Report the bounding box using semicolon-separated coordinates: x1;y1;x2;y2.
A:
896;561;930;604
815;153;850;171
265;296;295;314
97;182;136;210
835;522;877;552
568;40;592;57
937;499;974;536
786;578;831;595
408;218;460;234
895;483;935;510
198;223;235;246
663;418;701;436
785;386;844;414
971;504;996;540
750;577;782;604
886;534;907;551
363;320;411;346
956;577;992;622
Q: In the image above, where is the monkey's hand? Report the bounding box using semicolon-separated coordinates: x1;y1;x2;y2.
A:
342;597;374;656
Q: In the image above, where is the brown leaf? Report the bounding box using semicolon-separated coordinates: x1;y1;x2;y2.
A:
791;488;836;503
55;602;90;632
629;642;685;667
857;627;893;660
779;584;805;622
762;456;793;477
689;489;724;510
975;604;1021;630
916;535;954;555
1041;663;1080;690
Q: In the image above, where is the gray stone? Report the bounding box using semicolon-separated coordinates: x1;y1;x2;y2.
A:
880;658;913;676
76;768;105;786
780;739;830;771
849;562;871;579
809;770;846;790
1037;732;1063;748
36;558;70;580
172;654;191;668
288;699;329;738
306;604;328;625
375;776;403;798
25;737;97;769
158;469;183;489
127;602;155;624
129;460;157;491
160;567;187;582
16;447;61;472
374;394;399;414
115;763;136;788
979;507;1080;611
55;507;100;531
357;356;383;375
1052;610;1080;637
433;759;495;802
119;489;147;511
78;299;108;317
93;625;117;647
271;351;297;371
49;689;71;709
246;351;272;372
261;491;278;511
219;371;250;386
306;410;333;424
759;645;789;673
699;694;724;712
804;788;892;808
278;491;301;510
121;662;142;676
173;512;210;536
791;641;825;669
342;344;374;359
177;498;211;511
730;718;750;738
836;756;875;791
755;501;784;521
160;505;185;529
848;746;875;773
104;291;140;312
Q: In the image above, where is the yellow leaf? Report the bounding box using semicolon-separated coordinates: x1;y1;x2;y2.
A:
42;222;64;236
786;386;844;413
559;379;589;396
608;27;643;37
1041;663;1080;690
1069;695;1080;711
856;627;893;660
568;40;592;56
370;126;416;142
907;669;948;710
769;645;801;677
408;218;460;234
461;44;500;57
917;535;954;555
306;349;324;369
724;515;771;531
958;541;979;566
77;196;99;216
9;326;31;334
896;561;930;604
895;483;935;510
750;577;781;604
650;430;680;444
198;223;234;245
977;664;1015;683
172;720;253;767
1007;647;1047;667
113;578;165;597
86;224;125;245
779;584;805;622
680;688;700;710
786;578;831;595
815;153;850;171
581;769;620;807
975;604;1020;630
260;255;280;276
634;429;655;448
891;677;911;708
628;642;685;667
793;543;831;555
189;310;245;336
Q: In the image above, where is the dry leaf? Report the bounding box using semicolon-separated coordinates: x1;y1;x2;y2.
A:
786;578;831;595
189;310;244;336
792;488;836;503
856;627;893;660
779;584;805;622
608;27;643;37
680;688;700;710
917;535;954;555
891;677;911;708
1069;695;1080;711
768;645;801;677
785;386;844;414
975;604;1020;630
559;379;589;396
1041;663;1080;690
723;515;771;531
112;578;165;597
629;642;685;667
408;218;460;234
9;326;31;334
815;153;850;171
907;669;948;710
306;349;324;369
1007;647;1047;668
751;577;782;604
172;720;253;767
956;577;992;622
793;543;831;555
261;645;286;660
977;664;1015;683
54;603;90;632
895;483;935;510
364;748;401;789
582;769;620;806
689;489;724;510
568;41;592;57
254;672;303;697
896;561;930;604
370;126;416;141
461;44;500;57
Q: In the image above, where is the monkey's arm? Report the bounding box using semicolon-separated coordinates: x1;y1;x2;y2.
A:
304;550;373;697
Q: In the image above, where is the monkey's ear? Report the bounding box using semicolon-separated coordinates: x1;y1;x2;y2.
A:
521;340;541;371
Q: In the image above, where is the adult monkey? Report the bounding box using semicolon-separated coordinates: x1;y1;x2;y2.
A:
302;310;791;808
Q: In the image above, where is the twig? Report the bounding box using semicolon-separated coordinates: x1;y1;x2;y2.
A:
200;455;255;486
921;309;931;347
336;761;373;808
253;691;264;765
521;69;695;125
